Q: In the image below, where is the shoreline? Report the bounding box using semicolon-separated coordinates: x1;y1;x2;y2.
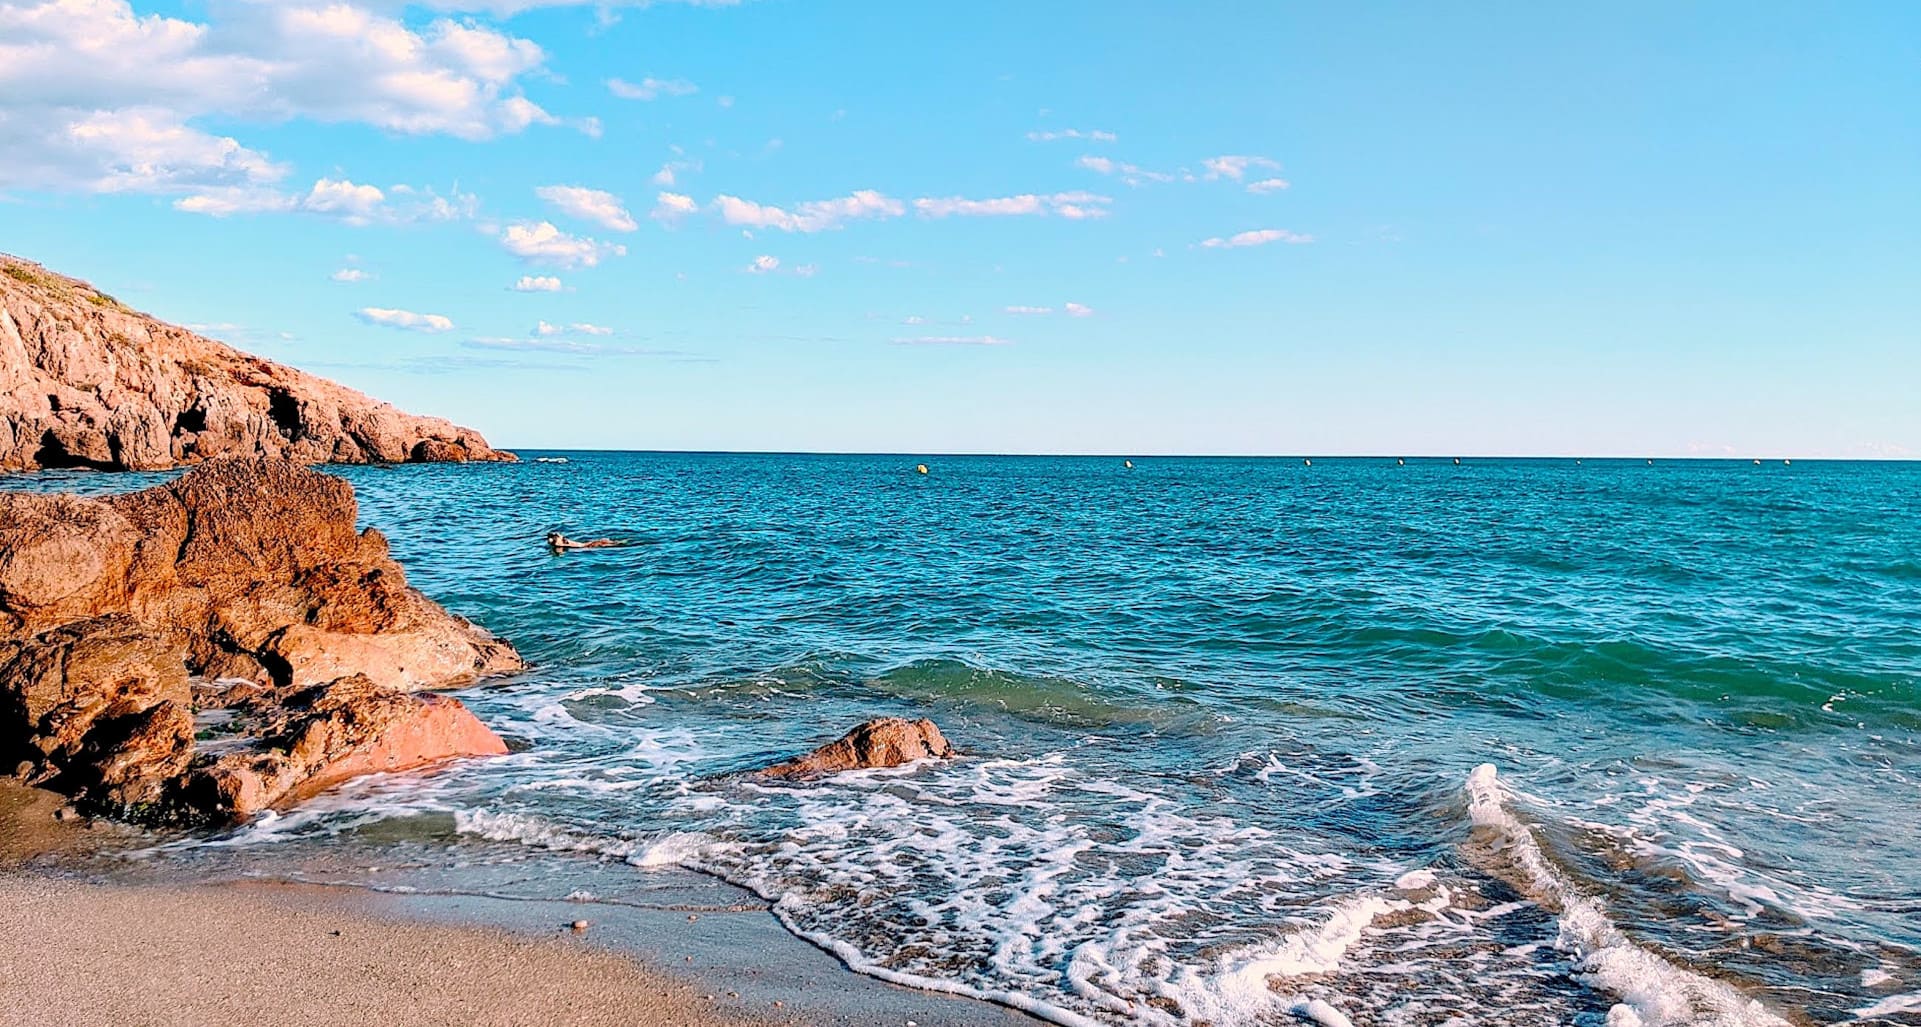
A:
0;781;1040;1027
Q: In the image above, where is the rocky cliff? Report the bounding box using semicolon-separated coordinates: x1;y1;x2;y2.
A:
0;459;522;821
0;253;511;471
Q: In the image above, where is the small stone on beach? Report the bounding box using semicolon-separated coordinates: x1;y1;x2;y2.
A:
53;806;79;823
687;914;699;922
569;920;588;932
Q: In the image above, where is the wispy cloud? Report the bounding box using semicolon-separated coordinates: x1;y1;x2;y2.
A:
356;307;454;333
512;275;563;292
913;192;1111;219
1065;302;1094;317
495;221;628;268
331;268;372;283
607;76;697;100
536;185;638;232
1197;228;1314;248
1075;155;1174;186
1202;155;1282;181
1004;305;1053;315
1027;128;1118;143
651;150;703;186
715;190;906;232
1246;177;1290;194
892;335;1014;346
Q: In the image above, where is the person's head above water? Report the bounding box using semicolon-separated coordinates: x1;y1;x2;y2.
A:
546;531;564;544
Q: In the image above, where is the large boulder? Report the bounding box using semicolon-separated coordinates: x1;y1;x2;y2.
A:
0;459;522;821
0;459;524;692
756;717;956;778
0;254;513;471
0;615;193;809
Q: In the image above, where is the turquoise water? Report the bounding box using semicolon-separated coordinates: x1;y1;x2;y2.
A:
15;455;1921;1025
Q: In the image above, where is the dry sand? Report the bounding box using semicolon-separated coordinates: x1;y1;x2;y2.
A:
0;875;766;1027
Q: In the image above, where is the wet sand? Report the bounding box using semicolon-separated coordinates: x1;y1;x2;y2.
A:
0;782;1041;1027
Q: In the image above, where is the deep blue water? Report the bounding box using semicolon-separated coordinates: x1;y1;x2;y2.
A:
12;454;1921;1026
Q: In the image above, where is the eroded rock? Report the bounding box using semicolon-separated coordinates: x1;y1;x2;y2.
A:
187;674;506;820
0;459;522;821
0;459;524;692
756;717;956;778
0;615;193;809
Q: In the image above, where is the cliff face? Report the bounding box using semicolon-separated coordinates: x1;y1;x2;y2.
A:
0;254;511;471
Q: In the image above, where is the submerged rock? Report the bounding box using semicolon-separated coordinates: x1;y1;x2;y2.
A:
0;253;512;471
186;675;506;820
0;459;520;820
756;717;956;778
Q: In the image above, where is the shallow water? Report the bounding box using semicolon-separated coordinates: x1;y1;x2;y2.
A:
12;454;1921;1026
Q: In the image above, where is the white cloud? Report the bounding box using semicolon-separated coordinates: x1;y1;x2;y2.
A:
793;263;819;278
892;335;1013;346
1246;177;1291;194
570;322;614;336
331;268;372;283
1076;155;1174;186
512;275;564;292
651;152;702;186
607;76;698;100
496;221;628;268
175;176;475;224
901;315;927;325
1202;155;1282;181
1198;228;1314;248
1065;302;1094;317
1004;305;1053;315
532;320;611;336
534;320;564;336
714;189;905;232
0;0;562;199
536;185;638;232
746;255;780;274
1027;128;1117;143
651;191;698;224
304;177;386;223
357;307;454;333
913;192;1112;219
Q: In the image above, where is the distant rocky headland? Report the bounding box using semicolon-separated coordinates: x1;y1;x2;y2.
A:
0;253;511;472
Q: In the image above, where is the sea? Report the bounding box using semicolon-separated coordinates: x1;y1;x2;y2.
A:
10;453;1920;1027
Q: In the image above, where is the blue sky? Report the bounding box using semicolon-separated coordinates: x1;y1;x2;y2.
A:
2;1;1916;457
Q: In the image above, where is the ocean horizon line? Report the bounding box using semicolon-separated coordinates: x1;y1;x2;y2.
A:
493;448;1917;464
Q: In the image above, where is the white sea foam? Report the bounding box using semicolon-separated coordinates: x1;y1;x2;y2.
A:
1851;989;1921;1020
453;808;718;868
1464;764;1790;1027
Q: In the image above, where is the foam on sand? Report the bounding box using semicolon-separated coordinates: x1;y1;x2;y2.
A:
1463;764;1789;1027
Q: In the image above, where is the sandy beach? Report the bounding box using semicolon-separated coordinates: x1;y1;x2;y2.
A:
0;782;1040;1027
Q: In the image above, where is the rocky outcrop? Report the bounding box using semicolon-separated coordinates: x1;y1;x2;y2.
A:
0;458;522;691
0;615;193;809
0;254;512;471
187;675;507;820
757;717;956;778
0;459;519;821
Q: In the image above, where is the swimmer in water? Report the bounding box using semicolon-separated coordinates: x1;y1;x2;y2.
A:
547;531;631;551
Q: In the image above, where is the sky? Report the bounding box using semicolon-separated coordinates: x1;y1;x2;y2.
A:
1;0;1916;458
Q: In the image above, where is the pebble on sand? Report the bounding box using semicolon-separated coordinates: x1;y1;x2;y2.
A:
569;920;589;932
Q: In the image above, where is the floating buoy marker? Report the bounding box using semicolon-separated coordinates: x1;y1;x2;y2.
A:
1124;460;1134;469
1303;458;1312;467
1397;458;1405;466
916;464;929;475
1453;458;1461;466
